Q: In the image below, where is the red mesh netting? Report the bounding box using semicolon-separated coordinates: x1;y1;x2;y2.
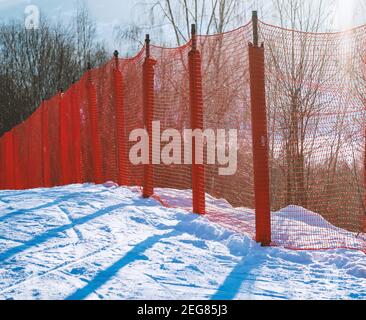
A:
200;26;254;209
13;121;29;189
28;108;43;189
92;60;119;183
259;21;366;250
0;137;4;189
150;43;192;195
77;75;94;184
120;51;145;187
59;88;74;186
46;93;62;187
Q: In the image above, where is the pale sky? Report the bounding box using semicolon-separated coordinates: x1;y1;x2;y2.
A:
0;0;365;54
0;0;136;52
333;0;359;30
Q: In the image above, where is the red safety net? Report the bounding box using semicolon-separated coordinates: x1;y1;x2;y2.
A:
259;21;366;250
120;51;145;187
0;19;365;252
150;43;192;197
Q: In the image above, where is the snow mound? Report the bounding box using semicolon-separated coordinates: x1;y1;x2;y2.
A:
155;189;365;251
275;205;336;229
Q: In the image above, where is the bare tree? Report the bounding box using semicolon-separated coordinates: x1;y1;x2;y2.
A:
263;0;338;208
0;6;108;135
114;0;268;52
262;0;366;232
73;2;107;71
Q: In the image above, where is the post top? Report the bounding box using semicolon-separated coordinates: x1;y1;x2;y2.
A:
191;24;196;37
191;24;197;51
252;10;259;47
114;50;119;58
145;34;151;58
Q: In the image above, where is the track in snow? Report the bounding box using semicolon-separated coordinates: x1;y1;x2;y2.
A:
0;184;365;300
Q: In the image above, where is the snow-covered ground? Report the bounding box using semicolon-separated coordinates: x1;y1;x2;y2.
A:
0;184;365;300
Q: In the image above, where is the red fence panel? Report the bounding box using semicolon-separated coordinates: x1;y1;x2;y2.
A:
70;84;83;184
113;54;130;186
29;108;43;189
47;94;62;187
93;61;119;184
4;131;14;189
13;121;29;189
259;20;366;251
59;92;71;185
149;43;192;203
12;127;21;190
41;101;51;188
87;69;103;185
120;51;145;187
0;19;365;253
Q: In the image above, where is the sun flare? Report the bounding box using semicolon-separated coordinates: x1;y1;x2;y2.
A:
335;0;357;30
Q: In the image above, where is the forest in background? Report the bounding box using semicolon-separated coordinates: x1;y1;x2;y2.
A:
0;5;108;135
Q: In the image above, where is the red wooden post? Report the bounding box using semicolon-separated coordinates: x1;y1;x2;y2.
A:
189;24;206;215
12;128;21;190
113;51;130;186
42;100;51;188
364;123;366;232
26;118;32;189
249;11;271;246
363;56;366;233
71;83;83;184
59;91;70;186
29;111;41;189
0;135;7;189
143;35;156;198
0;136;4;190
4;131;15;189
87;63;103;185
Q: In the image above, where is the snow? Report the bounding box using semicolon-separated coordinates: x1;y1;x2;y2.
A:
0;184;365;300
154;189;366;251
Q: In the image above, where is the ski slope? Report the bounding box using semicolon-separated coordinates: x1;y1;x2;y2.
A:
0;184;365;300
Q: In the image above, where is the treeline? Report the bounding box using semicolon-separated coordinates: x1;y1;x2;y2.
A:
0;6;108;136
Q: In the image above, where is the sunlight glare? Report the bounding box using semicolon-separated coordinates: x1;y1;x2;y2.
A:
335;0;357;30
